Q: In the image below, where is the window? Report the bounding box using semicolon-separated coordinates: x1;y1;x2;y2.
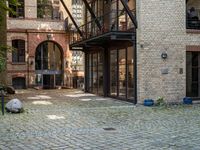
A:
12;40;25;62
9;0;24;18
37;0;61;20
37;0;53;19
52;7;60;19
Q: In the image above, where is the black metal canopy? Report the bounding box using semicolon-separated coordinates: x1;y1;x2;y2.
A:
70;31;135;51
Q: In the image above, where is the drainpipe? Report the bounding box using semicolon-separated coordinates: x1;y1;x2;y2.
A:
134;32;137;104
27;30;29;88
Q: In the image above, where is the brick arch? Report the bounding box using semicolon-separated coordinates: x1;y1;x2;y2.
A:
28;33;68;57
35;40;64;56
35;40;64;71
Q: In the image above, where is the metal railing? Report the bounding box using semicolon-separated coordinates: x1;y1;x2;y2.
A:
70;9;136;45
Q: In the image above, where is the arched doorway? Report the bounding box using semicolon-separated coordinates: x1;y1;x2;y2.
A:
35;41;63;89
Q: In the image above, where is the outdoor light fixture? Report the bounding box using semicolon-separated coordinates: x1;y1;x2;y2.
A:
161;52;168;59
47;34;52;40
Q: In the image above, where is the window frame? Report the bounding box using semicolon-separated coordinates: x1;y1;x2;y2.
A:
9;0;25;18
12;40;26;63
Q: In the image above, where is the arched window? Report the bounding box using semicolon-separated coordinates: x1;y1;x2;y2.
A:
35;41;63;88
12;40;25;62
35;41;62;70
9;0;24;18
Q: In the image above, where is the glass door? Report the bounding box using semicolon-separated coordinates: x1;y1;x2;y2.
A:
186;52;199;97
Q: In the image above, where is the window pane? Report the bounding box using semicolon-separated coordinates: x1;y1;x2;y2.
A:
12;40;25;62
110;50;118;96
118;49;126;98
9;0;24;18
93;53;98;94
37;0;53;19
127;47;134;99
35;46;42;70
98;52;103;95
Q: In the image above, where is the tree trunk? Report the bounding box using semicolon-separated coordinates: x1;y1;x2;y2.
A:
0;3;7;85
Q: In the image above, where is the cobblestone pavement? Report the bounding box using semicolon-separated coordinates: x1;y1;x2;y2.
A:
1;89;200;149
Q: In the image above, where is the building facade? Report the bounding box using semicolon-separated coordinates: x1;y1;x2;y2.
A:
6;0;84;89
67;0;200;104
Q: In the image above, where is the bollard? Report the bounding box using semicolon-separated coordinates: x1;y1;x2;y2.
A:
1;89;4;115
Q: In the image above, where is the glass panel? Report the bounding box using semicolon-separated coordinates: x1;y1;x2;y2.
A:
88;54;93;92
56;74;62;85
9;0;24;18
43;42;49;69
98;52;103;95
186;52;199;97
35;45;42;70
36;74;42;85
12;40;25;62
37;0;53;19
127;47;134;99
93;53;98;94
118;49;126;98
48;42;54;70
54;44;62;70
110;50;118;96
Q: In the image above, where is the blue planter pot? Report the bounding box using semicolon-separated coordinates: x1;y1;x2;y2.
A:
144;99;154;106
183;97;193;105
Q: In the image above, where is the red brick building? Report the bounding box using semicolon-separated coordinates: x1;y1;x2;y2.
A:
6;0;84;89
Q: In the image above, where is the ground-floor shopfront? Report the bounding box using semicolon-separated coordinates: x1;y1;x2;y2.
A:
84;45;136;103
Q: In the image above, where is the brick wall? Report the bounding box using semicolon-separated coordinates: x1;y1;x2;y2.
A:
137;0;186;103
6;31;71;87
6;0;75;88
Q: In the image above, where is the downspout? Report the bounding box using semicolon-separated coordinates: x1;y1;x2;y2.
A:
27;30;29;88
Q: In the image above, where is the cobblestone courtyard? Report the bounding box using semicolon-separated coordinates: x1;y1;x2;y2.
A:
0;89;200;149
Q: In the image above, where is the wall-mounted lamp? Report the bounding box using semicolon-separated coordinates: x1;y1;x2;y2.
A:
161;52;168;59
47;34;52;40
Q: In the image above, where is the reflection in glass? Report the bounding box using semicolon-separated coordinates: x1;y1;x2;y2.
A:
87;52;104;95
127;47;134;99
118;49;126;98
36;42;62;71
186;52;199;97
88;54;93;92
98;52;104;95
93;54;98;94
35;41;63;87
110;50;118;96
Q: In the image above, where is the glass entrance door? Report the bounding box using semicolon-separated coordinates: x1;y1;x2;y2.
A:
35;41;63;89
187;52;200;97
109;46;135;102
43;75;54;89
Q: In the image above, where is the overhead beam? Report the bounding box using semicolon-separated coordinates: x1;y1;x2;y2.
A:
120;0;137;28
60;0;83;37
82;0;102;30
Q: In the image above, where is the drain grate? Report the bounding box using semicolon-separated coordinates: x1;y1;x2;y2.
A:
103;127;116;131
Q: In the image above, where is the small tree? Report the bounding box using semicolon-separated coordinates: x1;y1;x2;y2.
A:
0;1;18;86
0;0;18;73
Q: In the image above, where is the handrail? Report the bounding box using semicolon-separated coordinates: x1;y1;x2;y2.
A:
70;8;136;44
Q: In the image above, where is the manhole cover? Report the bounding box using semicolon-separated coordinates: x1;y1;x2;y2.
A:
103;127;116;131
